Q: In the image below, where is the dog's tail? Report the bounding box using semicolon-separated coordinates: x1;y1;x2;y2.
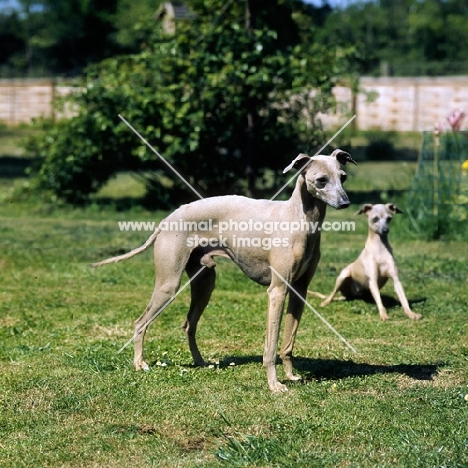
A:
307;290;346;302
89;228;161;268
307;290;327;300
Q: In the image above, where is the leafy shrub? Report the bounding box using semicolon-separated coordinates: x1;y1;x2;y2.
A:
27;1;354;204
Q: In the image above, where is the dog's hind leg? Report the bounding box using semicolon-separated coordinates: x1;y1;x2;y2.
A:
182;256;217;366
133;277;182;371
307;290;328;300
320;264;353;307
133;246;189;371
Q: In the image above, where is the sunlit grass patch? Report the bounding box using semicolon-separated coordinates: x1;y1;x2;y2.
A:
1;158;467;466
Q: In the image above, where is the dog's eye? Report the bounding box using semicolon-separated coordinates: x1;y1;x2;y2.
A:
387;217;392;222
316;177;329;188
340;174;347;183
372;217;379;223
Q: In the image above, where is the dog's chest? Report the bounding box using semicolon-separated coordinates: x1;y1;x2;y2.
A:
291;231;320;277
304;231;319;257
374;249;394;279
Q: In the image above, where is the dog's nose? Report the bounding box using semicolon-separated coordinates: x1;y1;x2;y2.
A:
339;199;350;209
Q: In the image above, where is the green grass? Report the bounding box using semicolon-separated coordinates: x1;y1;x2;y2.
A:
342;130;423;152
0;125;38;158
96;172;147;199
345;161;416;192
1;131;468;467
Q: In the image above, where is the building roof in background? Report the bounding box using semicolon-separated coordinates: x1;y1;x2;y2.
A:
155;2;195;33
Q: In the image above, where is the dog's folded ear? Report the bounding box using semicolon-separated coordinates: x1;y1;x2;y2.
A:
355;204;373;215
331;149;357;166
386;203;404;214
283;153;311;173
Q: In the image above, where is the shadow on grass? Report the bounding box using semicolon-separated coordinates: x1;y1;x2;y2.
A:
294;358;440;381
219;356;440;382
353;294;427;309
0;155;39;177
90;195;147;211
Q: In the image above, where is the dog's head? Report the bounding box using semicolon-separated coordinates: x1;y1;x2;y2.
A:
283;149;357;210
356;203;403;235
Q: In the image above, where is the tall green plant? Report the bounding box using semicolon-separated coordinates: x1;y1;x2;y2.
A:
28;0;354;204
407;131;468;239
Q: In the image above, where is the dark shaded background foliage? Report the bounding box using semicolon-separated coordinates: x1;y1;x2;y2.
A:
2;0;468;78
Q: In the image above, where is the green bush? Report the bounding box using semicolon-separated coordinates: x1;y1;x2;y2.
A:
27;0;354;205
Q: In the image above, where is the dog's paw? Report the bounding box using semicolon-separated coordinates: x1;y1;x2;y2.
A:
285;373;302;382
409;312;423;320
286;371;302;382
269;381;289;393
135;360;150;371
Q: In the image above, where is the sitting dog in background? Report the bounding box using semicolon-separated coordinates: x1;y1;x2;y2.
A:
308;203;422;321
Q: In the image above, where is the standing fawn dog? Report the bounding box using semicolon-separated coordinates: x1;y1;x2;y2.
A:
91;149;356;392
309;203;422;321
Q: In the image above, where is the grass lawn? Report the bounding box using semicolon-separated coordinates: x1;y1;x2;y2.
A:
0;129;467;467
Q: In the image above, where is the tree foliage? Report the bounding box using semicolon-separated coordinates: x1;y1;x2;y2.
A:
315;0;468;76
2;0;468;77
0;0;153;77
28;0;353;204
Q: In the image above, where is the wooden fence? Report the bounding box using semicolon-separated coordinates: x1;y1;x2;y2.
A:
0;78;75;126
1;76;468;131
321;76;468;131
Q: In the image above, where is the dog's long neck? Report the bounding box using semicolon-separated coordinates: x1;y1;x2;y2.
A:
290;175;327;223
366;229;393;255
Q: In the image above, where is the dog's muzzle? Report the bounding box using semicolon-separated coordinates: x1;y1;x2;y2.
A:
337;198;350;209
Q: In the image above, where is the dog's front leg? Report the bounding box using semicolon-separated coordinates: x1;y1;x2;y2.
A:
280;269;316;382
281;247;321;382
280;287;305;382
392;275;422;320
264;281;289;392
368;279;390;321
